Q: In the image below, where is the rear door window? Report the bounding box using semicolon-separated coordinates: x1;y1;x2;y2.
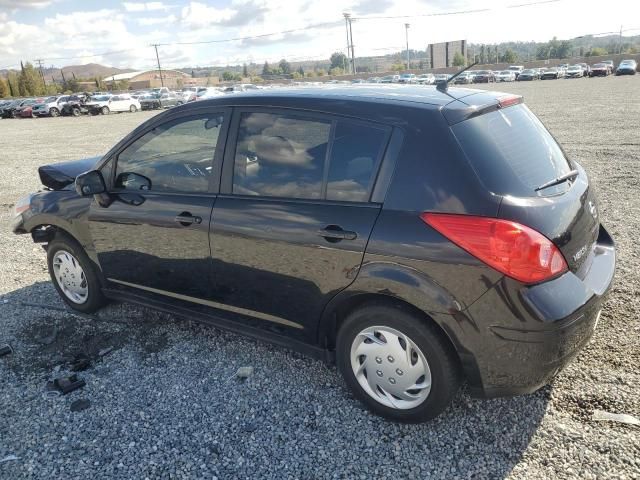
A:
451;104;572;197
233;112;331;199
231;111;389;202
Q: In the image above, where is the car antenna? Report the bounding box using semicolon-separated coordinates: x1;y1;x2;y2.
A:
436;61;479;93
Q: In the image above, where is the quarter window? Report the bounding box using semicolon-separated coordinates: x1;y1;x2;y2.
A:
115;114;225;193
327;122;387;202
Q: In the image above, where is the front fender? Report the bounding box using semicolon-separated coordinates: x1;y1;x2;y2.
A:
13;190;95;258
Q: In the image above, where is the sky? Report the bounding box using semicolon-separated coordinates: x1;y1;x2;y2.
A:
0;0;639;71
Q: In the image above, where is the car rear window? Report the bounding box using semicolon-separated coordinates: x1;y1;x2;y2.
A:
451;104;572;197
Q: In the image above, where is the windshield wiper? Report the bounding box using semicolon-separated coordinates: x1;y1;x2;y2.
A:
535;169;579;192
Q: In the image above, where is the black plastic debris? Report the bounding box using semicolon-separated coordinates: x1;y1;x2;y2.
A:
50;375;86;395
69;354;91;372
70;399;91;412
0;345;12;357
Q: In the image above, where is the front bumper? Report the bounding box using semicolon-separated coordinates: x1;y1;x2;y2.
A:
456;224;615;397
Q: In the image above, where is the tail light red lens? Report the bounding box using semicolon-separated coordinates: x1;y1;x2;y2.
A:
420;213;568;284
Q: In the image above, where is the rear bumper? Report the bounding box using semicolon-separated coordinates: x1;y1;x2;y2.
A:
458;224;615;397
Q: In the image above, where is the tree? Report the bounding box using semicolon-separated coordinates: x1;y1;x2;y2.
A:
297;66;304;76
330;52;348;70
242;63;248;77
452;51;466;67
586;47;608;57
7;71;19;97
0;77;9;97
18;61;44;96
222;71;235;81
262;61;271;75
278;59;291;75
329;67;343;76
501;48;517;64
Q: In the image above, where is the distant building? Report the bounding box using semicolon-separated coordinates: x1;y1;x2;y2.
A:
427;40;467;69
103;69;192;90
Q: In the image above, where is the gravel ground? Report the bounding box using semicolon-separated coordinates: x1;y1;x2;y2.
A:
1;78;639;479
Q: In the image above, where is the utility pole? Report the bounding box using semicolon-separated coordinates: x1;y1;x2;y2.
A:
405;23;410;70
152;44;165;87
35;58;46;87
343;13;356;74
343;13;351;74
618;25;623;54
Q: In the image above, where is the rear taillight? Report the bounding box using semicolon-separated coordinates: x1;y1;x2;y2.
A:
420;213;567;284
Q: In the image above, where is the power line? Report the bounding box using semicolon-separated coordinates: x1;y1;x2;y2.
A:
153;20;343;47
351;0;562;20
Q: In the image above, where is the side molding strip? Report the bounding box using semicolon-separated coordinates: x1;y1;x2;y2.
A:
107;278;304;329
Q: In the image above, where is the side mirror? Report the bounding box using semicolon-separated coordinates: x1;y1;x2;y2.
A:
115;172;152;191
75;170;106;196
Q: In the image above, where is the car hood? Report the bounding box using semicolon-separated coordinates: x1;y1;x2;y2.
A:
38;156;101;190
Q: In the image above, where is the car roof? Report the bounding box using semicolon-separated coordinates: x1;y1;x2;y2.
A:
198;84;489;109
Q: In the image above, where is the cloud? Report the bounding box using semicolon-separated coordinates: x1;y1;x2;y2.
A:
352;0;394;15
138;14;177;26
122;2;171;12
179;0;268;30
0;0;52;8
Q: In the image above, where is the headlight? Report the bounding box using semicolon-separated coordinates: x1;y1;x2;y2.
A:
14;194;33;217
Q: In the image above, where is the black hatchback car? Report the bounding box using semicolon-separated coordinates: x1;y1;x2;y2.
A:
13;85;615;422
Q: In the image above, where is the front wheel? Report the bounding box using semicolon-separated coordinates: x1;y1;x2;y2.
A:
101;106;109;115
47;233;107;313
71;107;81;116
129;105;137;113
49;107;60;117
337;304;460;423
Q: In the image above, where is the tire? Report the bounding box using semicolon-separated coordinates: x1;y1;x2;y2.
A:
101;106;109;115
46;233;107;313
129;105;137;113
49;107;59;117
337;304;460;423
72;107;81;117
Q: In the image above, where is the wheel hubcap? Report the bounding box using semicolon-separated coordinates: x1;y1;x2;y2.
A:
350;326;431;410
52;250;88;304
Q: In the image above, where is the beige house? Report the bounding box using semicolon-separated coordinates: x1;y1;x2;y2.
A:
104;69;192;90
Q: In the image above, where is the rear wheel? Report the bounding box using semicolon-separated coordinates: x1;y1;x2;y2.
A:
337;304;460;422
49;107;60;117
101;106;109;115
71;107;81;116
47;233;107;313
129;104;137;113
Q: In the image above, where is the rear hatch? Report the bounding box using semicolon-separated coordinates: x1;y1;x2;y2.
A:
448;99;599;277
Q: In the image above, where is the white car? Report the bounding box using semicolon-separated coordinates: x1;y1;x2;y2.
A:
416;73;435;85
108;94;141;113
86;94;141;115
496;70;516;82
31;95;70;117
196;87;224;100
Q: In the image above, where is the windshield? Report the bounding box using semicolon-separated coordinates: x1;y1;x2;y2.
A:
92;96;111;101
452;104;572;197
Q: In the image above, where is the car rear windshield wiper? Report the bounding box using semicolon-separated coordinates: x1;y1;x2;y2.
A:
535;169;579;192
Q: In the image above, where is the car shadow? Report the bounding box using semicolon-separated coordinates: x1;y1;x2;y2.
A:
0;281;548;479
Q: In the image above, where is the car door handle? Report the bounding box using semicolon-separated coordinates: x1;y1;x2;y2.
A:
174;213;202;226
318;226;357;241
